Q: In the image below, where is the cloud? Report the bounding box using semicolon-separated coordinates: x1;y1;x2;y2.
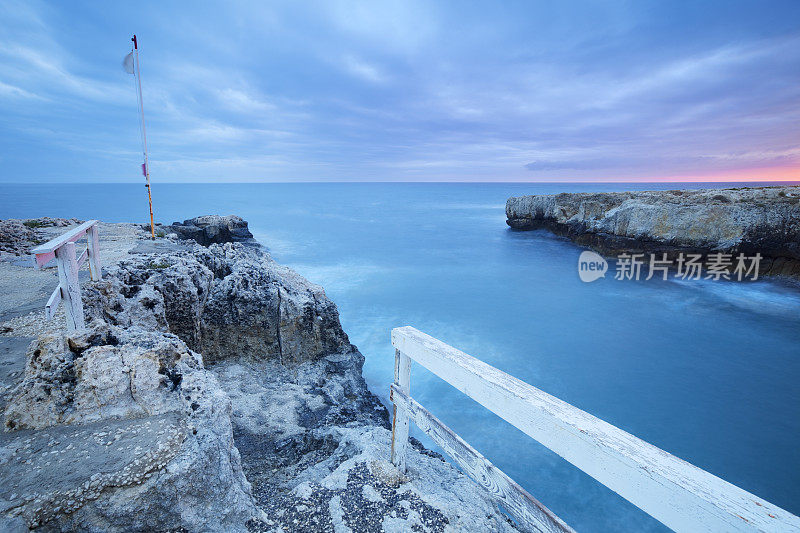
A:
323;0;438;53
525;159;613;171
216;88;275;113
341;55;388;84
0;1;798;182
0;79;44;100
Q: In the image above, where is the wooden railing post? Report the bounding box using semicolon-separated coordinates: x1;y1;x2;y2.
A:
87;224;102;280
390;348;412;472
55;241;85;331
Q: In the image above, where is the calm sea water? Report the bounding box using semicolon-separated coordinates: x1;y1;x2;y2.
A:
2;182;799;531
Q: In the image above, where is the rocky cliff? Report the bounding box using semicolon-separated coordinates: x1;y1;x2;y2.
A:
506;186;800;278
1;217;519;532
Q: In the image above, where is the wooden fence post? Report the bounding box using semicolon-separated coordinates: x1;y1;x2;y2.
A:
87;224;102;280
55;241;85;331
390;348;412;472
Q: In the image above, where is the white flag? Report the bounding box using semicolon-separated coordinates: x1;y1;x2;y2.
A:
123;51;135;74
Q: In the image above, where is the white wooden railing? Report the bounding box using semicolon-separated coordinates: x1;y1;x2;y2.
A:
390;326;800;532
30;220;102;331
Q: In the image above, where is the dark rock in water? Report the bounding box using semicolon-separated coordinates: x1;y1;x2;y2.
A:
168;215;254;246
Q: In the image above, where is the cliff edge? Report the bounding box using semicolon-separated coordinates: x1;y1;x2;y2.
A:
0;216;519;532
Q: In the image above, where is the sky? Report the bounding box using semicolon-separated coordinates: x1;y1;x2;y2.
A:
0;0;798;183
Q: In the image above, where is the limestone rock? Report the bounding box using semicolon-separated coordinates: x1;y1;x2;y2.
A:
0;221;37;255
168;215;253;246
241;424;519;532
1;322;260;531
1;215;526;531
0;218;84;256
84;242;352;365
506;186;800;278
3;322;198;430
198;245;351;365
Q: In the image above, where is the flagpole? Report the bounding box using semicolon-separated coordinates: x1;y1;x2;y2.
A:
132;34;155;240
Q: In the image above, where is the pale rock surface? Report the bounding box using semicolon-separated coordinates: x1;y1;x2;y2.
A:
1;322;260;531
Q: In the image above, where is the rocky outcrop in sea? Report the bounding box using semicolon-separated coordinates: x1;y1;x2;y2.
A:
506;186;800;278
0;216;518;532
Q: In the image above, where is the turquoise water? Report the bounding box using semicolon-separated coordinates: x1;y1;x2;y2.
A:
2;182;799;531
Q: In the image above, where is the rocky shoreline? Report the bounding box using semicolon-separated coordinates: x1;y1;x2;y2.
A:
506;185;800;279
0;216;517;532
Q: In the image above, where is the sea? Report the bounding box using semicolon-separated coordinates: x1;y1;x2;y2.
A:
2;181;799;531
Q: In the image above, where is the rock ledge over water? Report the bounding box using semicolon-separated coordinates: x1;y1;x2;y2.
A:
506;186;800;278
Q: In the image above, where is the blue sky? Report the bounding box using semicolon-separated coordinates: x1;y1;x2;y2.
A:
0;0;798;183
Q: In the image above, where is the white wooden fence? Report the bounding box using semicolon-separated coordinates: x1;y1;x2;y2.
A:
390;326;800;532
30;220;102;331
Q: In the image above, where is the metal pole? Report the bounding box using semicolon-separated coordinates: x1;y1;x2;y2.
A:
132;35;155;240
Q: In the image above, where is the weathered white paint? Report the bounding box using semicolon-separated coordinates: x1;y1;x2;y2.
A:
76;248;89;269
32;249;55;269
45;286;62;321
54;242;85;331
31;220;98;268
390;384;573;533
32;220;103;327
390;348;412;473
390;326;800;532
87;224;102;280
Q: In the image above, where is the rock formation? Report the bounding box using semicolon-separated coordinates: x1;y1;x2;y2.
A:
167;215;254;246
506;186;800;278
0;218;83;256
1;322;259;531
82;242;351;365
1;220;520;532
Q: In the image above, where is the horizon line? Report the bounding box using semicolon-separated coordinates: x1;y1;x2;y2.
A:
2;180;799;185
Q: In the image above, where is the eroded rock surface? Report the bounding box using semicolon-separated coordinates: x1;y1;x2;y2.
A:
1;323;259;531
0;218;83;256
5;323;199;430
168;215;254;246
214;360;518;533
83;242;350;365
506;186;800;278
1;219;521;532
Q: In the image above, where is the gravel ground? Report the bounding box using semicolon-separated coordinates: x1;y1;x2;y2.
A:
245;462;449;533
0;308;67;338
